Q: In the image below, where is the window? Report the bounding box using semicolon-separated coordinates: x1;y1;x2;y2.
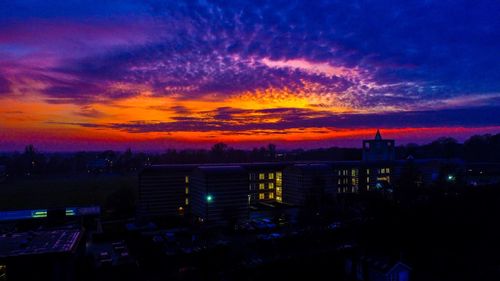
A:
338;179;341;185
185;176;189;183
367;177;370;183
259;193;265;200
185;187;189;194
276;172;282;179
259;173;265;180
276;196;282;202
386;168;390;173
268;173;274;179
381;168;386;174
259;183;265;190
185;198;189;205
269;182;274;189
269;192;274;199
366;169;370;175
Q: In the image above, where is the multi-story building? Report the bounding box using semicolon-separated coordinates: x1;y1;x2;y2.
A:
190;165;249;224
137;130;467;221
243;163;286;204
333;161;361;194
138;164;196;218
363;162;394;191
283;163;336;207
363;130;395;162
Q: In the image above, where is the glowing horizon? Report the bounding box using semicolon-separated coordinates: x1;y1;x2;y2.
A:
1;1;499;151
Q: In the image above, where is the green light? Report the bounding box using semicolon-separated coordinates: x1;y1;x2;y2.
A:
447;175;455;181
206;194;213;203
31;210;47;218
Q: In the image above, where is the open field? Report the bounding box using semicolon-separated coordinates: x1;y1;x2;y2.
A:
0;174;137;211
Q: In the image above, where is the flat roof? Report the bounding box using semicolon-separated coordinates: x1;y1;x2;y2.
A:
0;229;81;258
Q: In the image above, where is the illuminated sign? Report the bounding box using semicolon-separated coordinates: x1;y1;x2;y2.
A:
0;206;100;221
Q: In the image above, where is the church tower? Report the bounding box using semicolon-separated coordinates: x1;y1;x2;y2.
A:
362;130;395;161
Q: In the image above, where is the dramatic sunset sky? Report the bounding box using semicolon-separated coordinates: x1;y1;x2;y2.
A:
1;1;499;151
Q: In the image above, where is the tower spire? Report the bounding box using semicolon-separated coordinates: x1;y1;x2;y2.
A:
375;129;382;140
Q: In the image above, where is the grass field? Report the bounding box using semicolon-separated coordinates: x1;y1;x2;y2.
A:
0;173;137;211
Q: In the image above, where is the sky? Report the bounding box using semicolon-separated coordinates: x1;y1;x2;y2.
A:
0;0;500;151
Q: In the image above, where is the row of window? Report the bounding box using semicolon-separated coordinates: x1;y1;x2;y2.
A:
259;192;275;199
366;168;390;175
337;169;358;176
250;171;283;180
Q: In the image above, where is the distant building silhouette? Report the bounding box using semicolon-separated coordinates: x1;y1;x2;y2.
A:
362;130;395;162
137;130;468;223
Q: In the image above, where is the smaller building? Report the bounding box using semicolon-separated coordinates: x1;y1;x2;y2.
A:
190;165;249;224
0;229;83;281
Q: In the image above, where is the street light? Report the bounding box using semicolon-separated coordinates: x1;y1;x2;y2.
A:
206;194;213;203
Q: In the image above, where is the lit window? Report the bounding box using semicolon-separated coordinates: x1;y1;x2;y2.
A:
351;169;357;176
338;179;341;185
269;192;274;199
381;168;386;174
185;176;189;183
367;177;370;183
185;198;189;205
386;168;390;173
259;183;265;190
366;169;370;175
259;173;265;180
276;196;282;202
185;187;189;194
259;193;265;200
269;173;274;179
276;172;282;179
269;183;274;189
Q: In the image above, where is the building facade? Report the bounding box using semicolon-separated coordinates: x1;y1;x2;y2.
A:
190;166;249;224
138;165;196;218
137;131;465;221
283;163;336;207
243;163;286;204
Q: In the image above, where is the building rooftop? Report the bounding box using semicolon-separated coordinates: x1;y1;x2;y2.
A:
0;229;81;258
196;165;247;175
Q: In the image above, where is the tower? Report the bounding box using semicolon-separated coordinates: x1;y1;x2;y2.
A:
362;130;395;161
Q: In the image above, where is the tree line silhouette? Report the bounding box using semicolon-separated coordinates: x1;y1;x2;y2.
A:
1;133;499;178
